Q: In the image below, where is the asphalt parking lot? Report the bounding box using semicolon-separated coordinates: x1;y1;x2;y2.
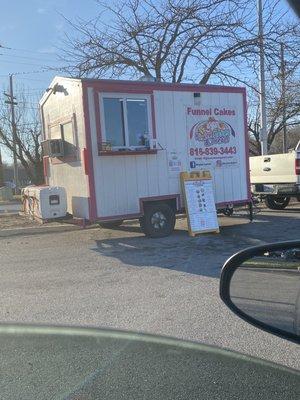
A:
0;204;299;370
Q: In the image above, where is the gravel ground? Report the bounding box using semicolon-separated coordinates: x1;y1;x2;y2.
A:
0;204;299;371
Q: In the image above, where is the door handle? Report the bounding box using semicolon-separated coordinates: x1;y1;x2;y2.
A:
263;167;271;171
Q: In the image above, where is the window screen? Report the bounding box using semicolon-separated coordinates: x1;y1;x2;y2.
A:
103;98;125;147
102;96;150;148
127;99;149;146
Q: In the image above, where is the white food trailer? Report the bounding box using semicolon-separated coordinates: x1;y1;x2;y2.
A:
40;77;251;237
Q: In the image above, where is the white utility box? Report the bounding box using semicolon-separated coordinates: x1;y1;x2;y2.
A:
22;186;67;220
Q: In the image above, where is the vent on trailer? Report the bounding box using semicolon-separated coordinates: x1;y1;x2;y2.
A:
41;139;64;157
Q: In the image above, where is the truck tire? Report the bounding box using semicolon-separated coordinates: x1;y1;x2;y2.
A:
140;203;176;238
265;195;290;210
99;220;124;228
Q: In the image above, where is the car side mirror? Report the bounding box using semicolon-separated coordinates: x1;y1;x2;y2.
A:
220;240;300;344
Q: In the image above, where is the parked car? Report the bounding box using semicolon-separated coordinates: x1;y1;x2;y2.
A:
250;143;300;210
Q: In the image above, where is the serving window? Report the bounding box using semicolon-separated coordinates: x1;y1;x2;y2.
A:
100;94;152;152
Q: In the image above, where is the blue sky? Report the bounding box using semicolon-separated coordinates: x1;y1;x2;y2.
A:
1;1;294;92
0;0;297;162
0;0;100;92
0;0;102;161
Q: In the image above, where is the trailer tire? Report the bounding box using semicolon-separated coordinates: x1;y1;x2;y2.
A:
140;203;176;238
265;195;290;210
99;220;124;229
222;208;234;216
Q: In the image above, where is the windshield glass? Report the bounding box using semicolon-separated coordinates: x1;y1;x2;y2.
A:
0;0;299;398
1;326;300;400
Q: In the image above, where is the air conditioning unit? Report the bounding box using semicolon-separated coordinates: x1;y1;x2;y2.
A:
22;186;67;220
41;139;64;157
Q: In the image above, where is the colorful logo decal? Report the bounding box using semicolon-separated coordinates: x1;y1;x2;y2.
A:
189;117;235;147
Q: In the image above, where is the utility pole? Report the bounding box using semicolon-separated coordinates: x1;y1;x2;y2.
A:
0;146;4;187
258;0;268;155
4;74;18;193
280;42;287;153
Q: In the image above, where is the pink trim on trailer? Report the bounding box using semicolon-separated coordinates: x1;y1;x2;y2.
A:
94;88;158;149
242;89;251;201
82;84;97;220
82;148;89;176
95;194;181;221
99;150;158;156
93;90;103;151
83;79;245;94
97;213;143;221
95;197;249;222
150;94;157;139
139;194;181;213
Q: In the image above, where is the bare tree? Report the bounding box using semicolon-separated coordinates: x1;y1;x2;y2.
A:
60;0;300;153
248;73;300;155
61;0;299;84
0;91;43;185
270;126;300;154
0;147;4;187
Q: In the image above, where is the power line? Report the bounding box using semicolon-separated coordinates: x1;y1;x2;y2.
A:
0;58;54;67
20;106;39;110
18;102;39;105
14;88;45;93
13;66;66;76
14;77;50;82
0;44;57;56
0;53;60;63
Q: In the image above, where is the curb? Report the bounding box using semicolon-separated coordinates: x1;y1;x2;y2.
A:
0;212;21;217
0;223;98;238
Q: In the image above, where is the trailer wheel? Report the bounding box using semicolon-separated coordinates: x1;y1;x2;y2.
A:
140;203;176;238
265;195;290;210
99;220;124;229
222;208;234;217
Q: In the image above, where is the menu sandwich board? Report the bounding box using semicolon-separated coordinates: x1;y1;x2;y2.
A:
180;171;219;237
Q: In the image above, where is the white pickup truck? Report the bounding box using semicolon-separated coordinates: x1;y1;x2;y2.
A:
250;146;300;209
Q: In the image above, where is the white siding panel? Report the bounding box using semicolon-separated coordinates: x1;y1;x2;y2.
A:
124;156;139;213
146;155;160;196
231;167;242;201
156;151;169;194
113;157;128;214
214;168;224;203
136;156;149;197
91;89;249;218
44;78;90;218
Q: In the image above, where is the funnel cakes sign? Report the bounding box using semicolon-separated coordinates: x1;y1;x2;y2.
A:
187;106;239;170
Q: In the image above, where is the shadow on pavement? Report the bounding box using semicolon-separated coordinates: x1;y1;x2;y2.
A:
92;210;299;279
